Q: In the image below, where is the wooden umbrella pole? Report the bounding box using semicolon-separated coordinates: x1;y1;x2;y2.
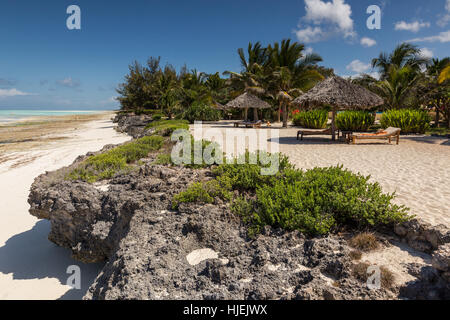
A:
331;108;336;141
253;108;258;121
244;108;248;121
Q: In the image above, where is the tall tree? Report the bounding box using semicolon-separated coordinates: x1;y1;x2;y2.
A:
266;39;323;127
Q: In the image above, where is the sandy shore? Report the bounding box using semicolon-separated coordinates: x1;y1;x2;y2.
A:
0;113;130;299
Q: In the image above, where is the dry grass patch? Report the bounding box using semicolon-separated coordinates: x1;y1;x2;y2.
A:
352;262;395;290
348;233;379;252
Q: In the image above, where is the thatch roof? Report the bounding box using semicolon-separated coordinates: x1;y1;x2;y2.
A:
293;76;384;110
213;102;227;110
225;92;271;110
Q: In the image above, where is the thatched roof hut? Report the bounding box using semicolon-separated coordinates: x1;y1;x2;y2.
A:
293;76;384;109
225;92;271;121
292;76;384;140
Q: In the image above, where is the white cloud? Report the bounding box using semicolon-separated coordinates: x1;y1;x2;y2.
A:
294;0;356;43
394;21;430;33
419;48;433;58
408;30;450;43
346;60;371;73
360;37;376;47
57;77;81;88
0;88;32;97
304;47;314;54
437;0;450;27
295;26;325;43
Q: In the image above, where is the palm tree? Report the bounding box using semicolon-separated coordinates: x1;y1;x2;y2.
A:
266;39;323;127
422;58;450;127
375;66;422;109
372;43;429;80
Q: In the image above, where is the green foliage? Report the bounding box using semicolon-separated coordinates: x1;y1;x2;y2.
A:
152;113;164;121
172;179;231;209
380;109;431;133
181;102;222;123
241;166;410;236
212;151;292;190
336;111;375;132
145;119;189;136
67;136;164;183
292;110;328;129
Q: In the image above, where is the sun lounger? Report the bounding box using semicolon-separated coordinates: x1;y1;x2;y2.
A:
234;120;262;128
351;127;401;145
297;127;340;140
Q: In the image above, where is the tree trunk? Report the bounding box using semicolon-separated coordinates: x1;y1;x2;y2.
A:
435;106;440;128
282;103;288;128
278;102;281;123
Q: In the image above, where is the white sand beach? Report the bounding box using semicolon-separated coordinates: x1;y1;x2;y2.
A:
0;114;130;299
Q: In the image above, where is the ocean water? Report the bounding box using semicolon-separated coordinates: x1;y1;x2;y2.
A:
0;110;104;124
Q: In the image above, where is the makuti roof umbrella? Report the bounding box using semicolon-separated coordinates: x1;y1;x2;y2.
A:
293;76;384;140
225;92;271;121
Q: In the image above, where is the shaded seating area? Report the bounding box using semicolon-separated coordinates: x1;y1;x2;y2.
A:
225;92;271;128
351;127;401;145
297;127;340;140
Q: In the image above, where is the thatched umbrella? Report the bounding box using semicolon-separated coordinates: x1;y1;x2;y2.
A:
225;92;271;121
293;76;384;140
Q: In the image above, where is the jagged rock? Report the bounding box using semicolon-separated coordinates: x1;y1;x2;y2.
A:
394;219;450;253
29;158;397;300
432;243;450;272
114;114;153;138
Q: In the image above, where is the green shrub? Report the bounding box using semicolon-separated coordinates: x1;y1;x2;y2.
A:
234;166;410;236
182;102;222;123
336;111;375;132
212;151;292;190
145;119;190;136
152;113;164;121
292;110;328;129
67;135;164;183
380;109;431;134
172;179;231;209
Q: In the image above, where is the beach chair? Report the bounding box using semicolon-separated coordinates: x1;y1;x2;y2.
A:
351;127;401;145
234;120;262;128
296;127;340;140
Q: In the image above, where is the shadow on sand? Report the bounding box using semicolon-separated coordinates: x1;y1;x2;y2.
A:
270;136;397;146
0;220;103;300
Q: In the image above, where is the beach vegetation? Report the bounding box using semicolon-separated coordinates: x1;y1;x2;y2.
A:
380;109;431;134
66;135;164;182
348;233;380;252
292;109;328;129
336;111;375;132
145;119;189;136
173;151;411;237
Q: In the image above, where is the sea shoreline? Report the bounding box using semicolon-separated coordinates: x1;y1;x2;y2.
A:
0;113;130;299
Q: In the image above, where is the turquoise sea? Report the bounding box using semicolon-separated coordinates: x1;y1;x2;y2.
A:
0;110;105;124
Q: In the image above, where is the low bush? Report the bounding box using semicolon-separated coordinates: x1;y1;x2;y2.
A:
145;119;189;136
336;111;375;132
181;102;222;123
292;110;328;129
172;179;231;209
67;135;164;183
172;149;411;237
380;109;431;134
152;113;164;121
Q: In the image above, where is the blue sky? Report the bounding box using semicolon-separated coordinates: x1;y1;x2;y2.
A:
0;0;449;110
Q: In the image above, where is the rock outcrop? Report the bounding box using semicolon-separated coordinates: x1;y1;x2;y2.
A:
113;113;153;138
29;157;400;300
